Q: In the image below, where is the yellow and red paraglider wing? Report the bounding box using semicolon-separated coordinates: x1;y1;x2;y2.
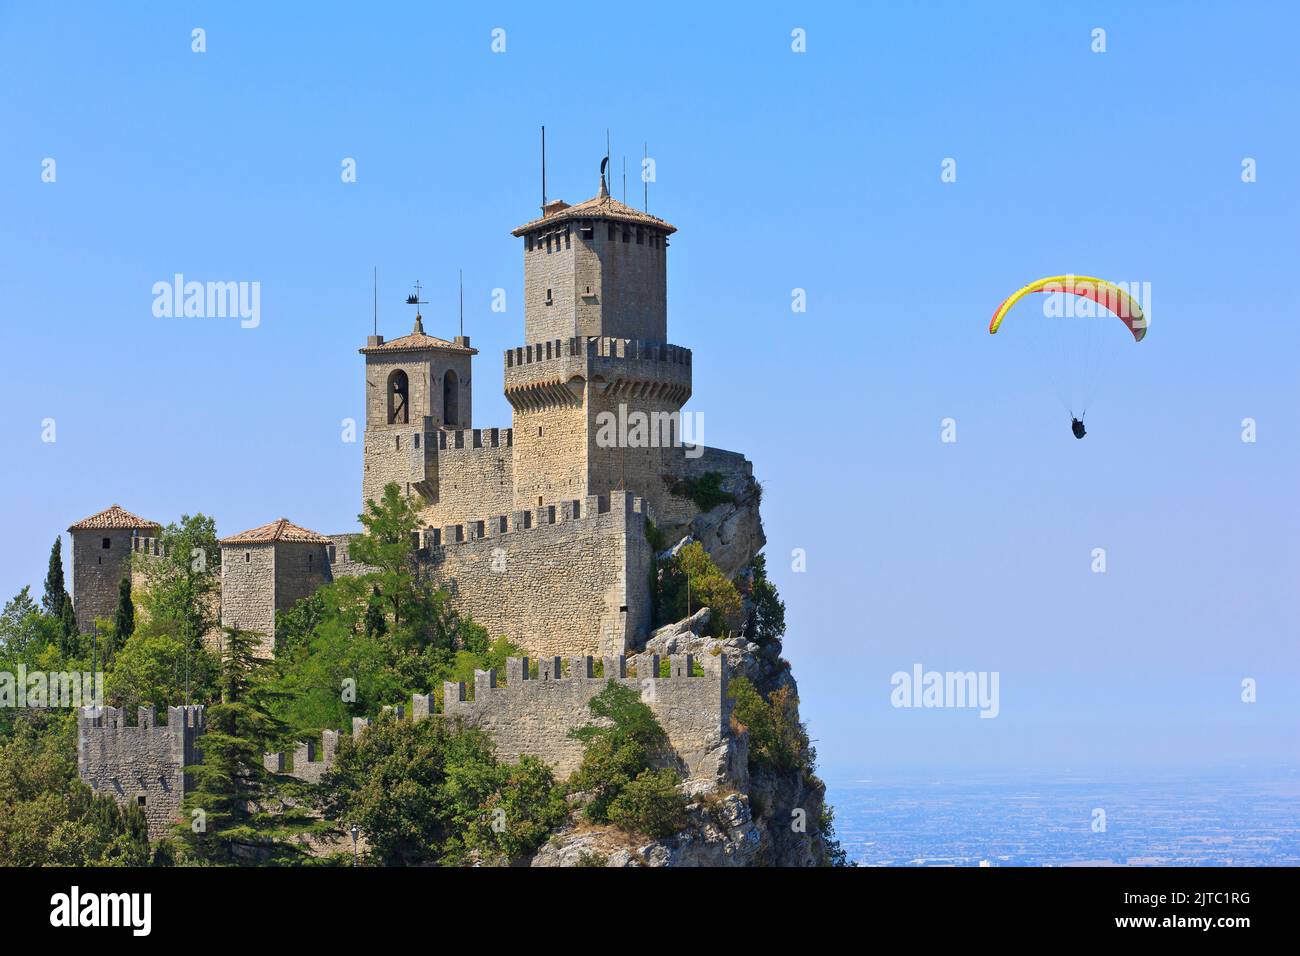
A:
989;275;1146;342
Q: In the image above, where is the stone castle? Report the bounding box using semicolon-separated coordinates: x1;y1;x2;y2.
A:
73;167;767;840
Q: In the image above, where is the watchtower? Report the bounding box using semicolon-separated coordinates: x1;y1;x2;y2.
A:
68;504;161;635
219;518;333;656
506;168;692;513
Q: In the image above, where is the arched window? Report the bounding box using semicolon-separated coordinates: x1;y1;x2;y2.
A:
387;369;409;424
443;369;459;426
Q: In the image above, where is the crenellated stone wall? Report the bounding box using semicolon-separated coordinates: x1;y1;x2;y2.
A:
77;705;204;839
331;490;651;657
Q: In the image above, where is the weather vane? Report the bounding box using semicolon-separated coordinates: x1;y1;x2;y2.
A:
405;280;427;333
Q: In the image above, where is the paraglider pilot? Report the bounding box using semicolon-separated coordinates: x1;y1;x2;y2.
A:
1071;417;1087;440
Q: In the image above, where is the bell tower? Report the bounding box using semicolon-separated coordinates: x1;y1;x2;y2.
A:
360;289;477;509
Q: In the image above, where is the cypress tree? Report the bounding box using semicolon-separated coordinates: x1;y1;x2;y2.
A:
42;538;66;617
59;595;78;656
113;576;134;647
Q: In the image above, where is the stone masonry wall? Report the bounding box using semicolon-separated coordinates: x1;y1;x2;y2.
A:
446;652;727;784
362;419;437;509
274;541;332;625
521;220;667;343
220;543;276;652
71;528;137;635
267;652;729;789
416;428;515;527
331;491;651;657
78;705;204;840
523;227;580;342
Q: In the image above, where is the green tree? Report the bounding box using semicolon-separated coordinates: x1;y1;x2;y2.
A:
607;768;688;838
136;515;220;656
350;483;427;633
727;676;807;774
568;681;687;835
111;576;134;653
58;598;78;656
319;715;565;866
0;715;150;866
177;626;316;864
41;538;67;617
742;553;786;645
105;624;218;713
656;542;743;637
465;756;567;860
363;585;387;639
0;587;49;658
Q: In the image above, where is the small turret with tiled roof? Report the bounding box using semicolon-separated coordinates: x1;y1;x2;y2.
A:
219;517;332;545
219;517;334;657
67;505;162;634
68;504;160;532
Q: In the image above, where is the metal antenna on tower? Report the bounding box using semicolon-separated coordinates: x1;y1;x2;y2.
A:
541;125;547;208
458;268;464;337
643;143;648;211
373;266;378;336
622;156;627;203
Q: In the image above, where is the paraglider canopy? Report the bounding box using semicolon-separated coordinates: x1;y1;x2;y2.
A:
989;275;1147;342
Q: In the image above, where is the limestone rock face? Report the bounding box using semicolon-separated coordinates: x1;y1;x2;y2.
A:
656;470;765;580
529;792;763;868
641;606;797;699
532;610;833;867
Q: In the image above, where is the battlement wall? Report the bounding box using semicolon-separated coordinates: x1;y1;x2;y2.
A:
504;337;692;407
266;653;728;787
422;490;651;657
446;652;727;784
505;336;691;370
328;491;650;656
130;536;170;558
436;427;513;451
78;705;204;839
421;427;515;526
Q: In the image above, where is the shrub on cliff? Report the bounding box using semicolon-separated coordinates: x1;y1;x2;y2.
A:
319;715;564;865
728;676;807;775
656;541;743;637
607;768;688;838
665;470;736;512
741;553;786;646
568;681;687;838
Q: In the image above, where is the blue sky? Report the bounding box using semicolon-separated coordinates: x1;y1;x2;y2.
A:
1;2;1296;779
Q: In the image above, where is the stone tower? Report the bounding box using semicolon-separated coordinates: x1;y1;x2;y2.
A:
219;518;333;655
68;504;160;635
506;170;691;514
360;309;477;509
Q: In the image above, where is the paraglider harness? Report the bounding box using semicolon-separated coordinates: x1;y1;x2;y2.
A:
1071;416;1087;440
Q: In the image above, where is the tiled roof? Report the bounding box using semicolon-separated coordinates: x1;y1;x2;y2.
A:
220;518;332;545
359;330;476;355
512;191;677;237
68;505;160;532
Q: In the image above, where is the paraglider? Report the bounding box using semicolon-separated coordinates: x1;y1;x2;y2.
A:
989;275;1147;342
989;275;1147;437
